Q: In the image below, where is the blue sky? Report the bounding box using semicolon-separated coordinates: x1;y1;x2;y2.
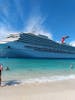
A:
0;0;75;45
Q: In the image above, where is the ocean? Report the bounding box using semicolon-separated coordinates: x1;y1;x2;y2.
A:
0;58;75;86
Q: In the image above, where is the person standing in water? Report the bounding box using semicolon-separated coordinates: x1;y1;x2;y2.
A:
0;64;3;86
70;64;73;70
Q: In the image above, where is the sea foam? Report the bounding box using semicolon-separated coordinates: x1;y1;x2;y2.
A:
2;74;75;86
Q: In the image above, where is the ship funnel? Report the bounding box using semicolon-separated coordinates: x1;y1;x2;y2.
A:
61;36;69;43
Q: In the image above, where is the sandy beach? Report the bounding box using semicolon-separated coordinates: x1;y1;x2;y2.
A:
0;79;75;100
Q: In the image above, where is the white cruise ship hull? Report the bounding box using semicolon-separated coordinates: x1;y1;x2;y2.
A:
1;41;75;58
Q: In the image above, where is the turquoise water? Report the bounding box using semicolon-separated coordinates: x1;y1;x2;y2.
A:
0;58;75;86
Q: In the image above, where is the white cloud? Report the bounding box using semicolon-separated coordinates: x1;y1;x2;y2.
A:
0;27;10;37
25;15;52;39
0;23;18;39
70;41;75;47
35;30;53;39
0;0;53;40
24;0;52;39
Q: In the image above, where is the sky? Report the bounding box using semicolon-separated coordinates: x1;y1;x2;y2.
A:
0;0;75;45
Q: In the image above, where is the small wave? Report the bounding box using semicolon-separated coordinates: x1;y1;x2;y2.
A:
2;74;75;86
21;74;75;84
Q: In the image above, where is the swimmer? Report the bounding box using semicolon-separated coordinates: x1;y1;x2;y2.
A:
70;64;73;70
5;67;10;71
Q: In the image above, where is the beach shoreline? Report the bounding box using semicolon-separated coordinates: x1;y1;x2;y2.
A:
0;79;75;100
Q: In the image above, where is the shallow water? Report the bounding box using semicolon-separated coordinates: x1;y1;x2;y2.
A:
0;58;75;86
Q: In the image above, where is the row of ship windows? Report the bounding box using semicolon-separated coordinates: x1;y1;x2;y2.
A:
20;37;51;43
20;34;49;41
25;46;75;54
6;45;75;54
19;38;58;48
22;39;75;51
20;35;54;43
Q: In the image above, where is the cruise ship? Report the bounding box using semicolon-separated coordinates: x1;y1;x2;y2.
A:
0;32;75;58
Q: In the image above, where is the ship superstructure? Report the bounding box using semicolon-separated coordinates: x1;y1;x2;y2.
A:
0;32;75;58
